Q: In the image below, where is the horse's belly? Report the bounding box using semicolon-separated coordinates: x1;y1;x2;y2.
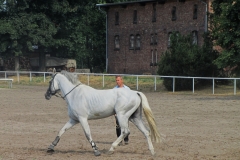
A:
88;109;115;120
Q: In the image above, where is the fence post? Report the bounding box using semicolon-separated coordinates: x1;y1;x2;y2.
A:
192;78;194;93
10;80;12;88
30;72;32;81
234;79;236;95
136;76;139;90
44;72;46;82
5;71;7;78
17;71;19;83
87;74;89;85
212;78;215;94
154;76;156;91
173;77;175;92
102;74;104;88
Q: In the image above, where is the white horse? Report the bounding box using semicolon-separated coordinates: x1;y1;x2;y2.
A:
45;70;161;156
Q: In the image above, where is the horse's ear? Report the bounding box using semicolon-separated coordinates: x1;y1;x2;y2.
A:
53;68;56;74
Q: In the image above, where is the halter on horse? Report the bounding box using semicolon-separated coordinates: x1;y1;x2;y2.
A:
45;70;161;156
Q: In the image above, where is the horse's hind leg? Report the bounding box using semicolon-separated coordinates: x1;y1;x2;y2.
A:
47;119;78;153
108;130;128;154
130;111;155;155
108;114;130;154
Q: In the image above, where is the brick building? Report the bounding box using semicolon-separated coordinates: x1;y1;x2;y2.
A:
97;0;212;74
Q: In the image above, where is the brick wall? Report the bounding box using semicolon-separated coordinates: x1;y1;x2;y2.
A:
107;0;208;74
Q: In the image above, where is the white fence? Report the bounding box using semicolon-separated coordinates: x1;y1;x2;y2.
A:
0;71;52;83
1;71;240;95
0;78;13;88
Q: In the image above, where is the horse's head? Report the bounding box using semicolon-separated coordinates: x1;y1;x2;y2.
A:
45;73;60;100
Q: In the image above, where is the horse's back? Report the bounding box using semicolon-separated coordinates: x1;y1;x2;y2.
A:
73;86;118;119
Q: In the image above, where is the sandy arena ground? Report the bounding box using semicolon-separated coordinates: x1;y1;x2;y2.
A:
0;85;240;160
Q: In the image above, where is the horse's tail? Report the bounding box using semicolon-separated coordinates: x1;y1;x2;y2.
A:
137;92;161;143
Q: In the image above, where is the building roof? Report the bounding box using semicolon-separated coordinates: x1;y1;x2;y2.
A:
96;0;157;8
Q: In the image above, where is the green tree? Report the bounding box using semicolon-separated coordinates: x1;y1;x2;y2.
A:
210;0;240;75
0;0;57;56
0;0;107;71
52;0;106;71
0;0;59;70
157;32;218;91
43;0;107;71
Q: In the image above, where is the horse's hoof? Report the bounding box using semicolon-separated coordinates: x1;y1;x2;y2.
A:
94;150;101;156
47;148;55;153
107;151;114;155
150;150;156;156
118;141;123;146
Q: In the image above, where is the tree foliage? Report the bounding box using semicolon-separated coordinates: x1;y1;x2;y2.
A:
157;32;218;91
210;0;240;75
0;0;109;71
0;0;57;57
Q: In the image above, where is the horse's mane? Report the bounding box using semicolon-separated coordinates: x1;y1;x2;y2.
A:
60;70;81;85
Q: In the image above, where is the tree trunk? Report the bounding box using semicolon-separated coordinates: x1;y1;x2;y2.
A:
15;56;20;71
39;52;46;71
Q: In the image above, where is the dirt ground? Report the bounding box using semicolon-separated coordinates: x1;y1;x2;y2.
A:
0;85;240;160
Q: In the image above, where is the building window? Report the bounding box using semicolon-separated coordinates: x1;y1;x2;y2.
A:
150;50;154;67
172;6;177;21
133;10;137;24
193;4;198;19
154;49;158;66
129;34;141;50
150;33;157;45
129;34;135;50
168;32;172;47
115;12;119;25
152;3;156;22
154;33;158;45
150;49;158;67
114;35;120;50
136;34;141;49
168;32;179;47
151;34;154;45
192;31;198;45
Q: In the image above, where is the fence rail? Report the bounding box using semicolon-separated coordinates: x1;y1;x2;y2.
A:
1;71;240;95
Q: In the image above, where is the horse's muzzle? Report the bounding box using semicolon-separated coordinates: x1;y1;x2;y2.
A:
45;90;52;100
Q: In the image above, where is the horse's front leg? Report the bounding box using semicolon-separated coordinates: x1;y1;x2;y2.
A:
47;119;78;152
79;118;101;156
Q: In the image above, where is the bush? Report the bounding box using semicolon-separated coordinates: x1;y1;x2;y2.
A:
158;32;218;91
